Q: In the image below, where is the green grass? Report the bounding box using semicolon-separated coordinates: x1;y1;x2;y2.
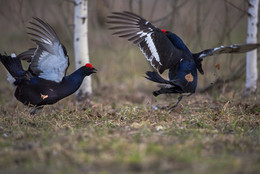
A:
0;91;260;174
0;1;259;173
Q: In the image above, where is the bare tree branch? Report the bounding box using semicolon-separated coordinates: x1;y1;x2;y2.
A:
224;0;249;14
151;0;189;24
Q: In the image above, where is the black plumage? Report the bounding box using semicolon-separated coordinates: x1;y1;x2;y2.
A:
108;11;260;108
0;18;96;114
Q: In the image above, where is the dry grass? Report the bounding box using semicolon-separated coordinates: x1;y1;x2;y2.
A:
0;85;260;174
0;1;259;173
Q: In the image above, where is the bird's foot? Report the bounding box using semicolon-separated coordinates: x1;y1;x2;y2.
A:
152;103;179;112
166;103;178;111
167;95;183;111
29;106;43;115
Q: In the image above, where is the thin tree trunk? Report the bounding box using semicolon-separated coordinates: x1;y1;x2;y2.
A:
245;0;259;96
74;0;92;103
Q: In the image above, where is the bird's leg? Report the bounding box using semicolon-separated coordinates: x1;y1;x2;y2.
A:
168;95;183;110
185;93;193;97
168;93;193;110
30;106;43;115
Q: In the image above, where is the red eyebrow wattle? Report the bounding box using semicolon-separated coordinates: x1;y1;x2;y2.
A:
85;63;93;69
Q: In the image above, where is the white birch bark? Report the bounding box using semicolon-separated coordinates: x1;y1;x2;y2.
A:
245;0;259;95
74;0;92;102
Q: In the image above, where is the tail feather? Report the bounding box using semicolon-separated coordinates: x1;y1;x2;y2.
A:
7;72;16;87
0;53;26;84
192;53;204;75
145;71;174;85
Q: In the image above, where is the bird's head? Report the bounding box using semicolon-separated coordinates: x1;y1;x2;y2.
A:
161;29;167;34
84;63;97;75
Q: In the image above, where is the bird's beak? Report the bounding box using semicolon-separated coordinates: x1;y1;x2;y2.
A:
91;68;97;73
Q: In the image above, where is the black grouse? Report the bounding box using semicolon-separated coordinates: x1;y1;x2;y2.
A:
0;18;96;114
107;11;260;108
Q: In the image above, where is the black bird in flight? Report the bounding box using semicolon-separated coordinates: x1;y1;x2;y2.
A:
107;11;260;108
0;18;97;114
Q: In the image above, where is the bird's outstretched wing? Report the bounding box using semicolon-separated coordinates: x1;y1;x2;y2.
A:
195;43;260;59
17;48;36;62
107;11;182;74
25;17;69;82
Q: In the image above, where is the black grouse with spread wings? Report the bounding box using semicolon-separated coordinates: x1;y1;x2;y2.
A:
108;11;260;108
0;18;97;114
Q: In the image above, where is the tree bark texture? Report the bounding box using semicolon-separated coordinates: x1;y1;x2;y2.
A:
74;0;92;102
245;0;259;95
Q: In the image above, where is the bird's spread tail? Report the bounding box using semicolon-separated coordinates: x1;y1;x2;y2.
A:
0;53;26;85
145;71;174;85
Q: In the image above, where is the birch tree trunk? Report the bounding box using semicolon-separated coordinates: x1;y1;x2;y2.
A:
74;0;92;103
245;0;259;96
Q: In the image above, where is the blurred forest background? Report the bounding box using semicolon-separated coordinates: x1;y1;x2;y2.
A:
0;0;259;104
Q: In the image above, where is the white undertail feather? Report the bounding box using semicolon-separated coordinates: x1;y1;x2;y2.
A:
7;73;16;87
11;53;16;58
7;53;17;87
157;84;172;88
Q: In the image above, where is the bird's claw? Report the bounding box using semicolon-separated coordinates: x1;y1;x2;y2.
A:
166;95;183;111
167;103;178;111
29;106;43;115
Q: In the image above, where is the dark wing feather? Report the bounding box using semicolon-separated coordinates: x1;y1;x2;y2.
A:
107;11;181;74
197;43;260;59
17;48;36;62
26;17;69;83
